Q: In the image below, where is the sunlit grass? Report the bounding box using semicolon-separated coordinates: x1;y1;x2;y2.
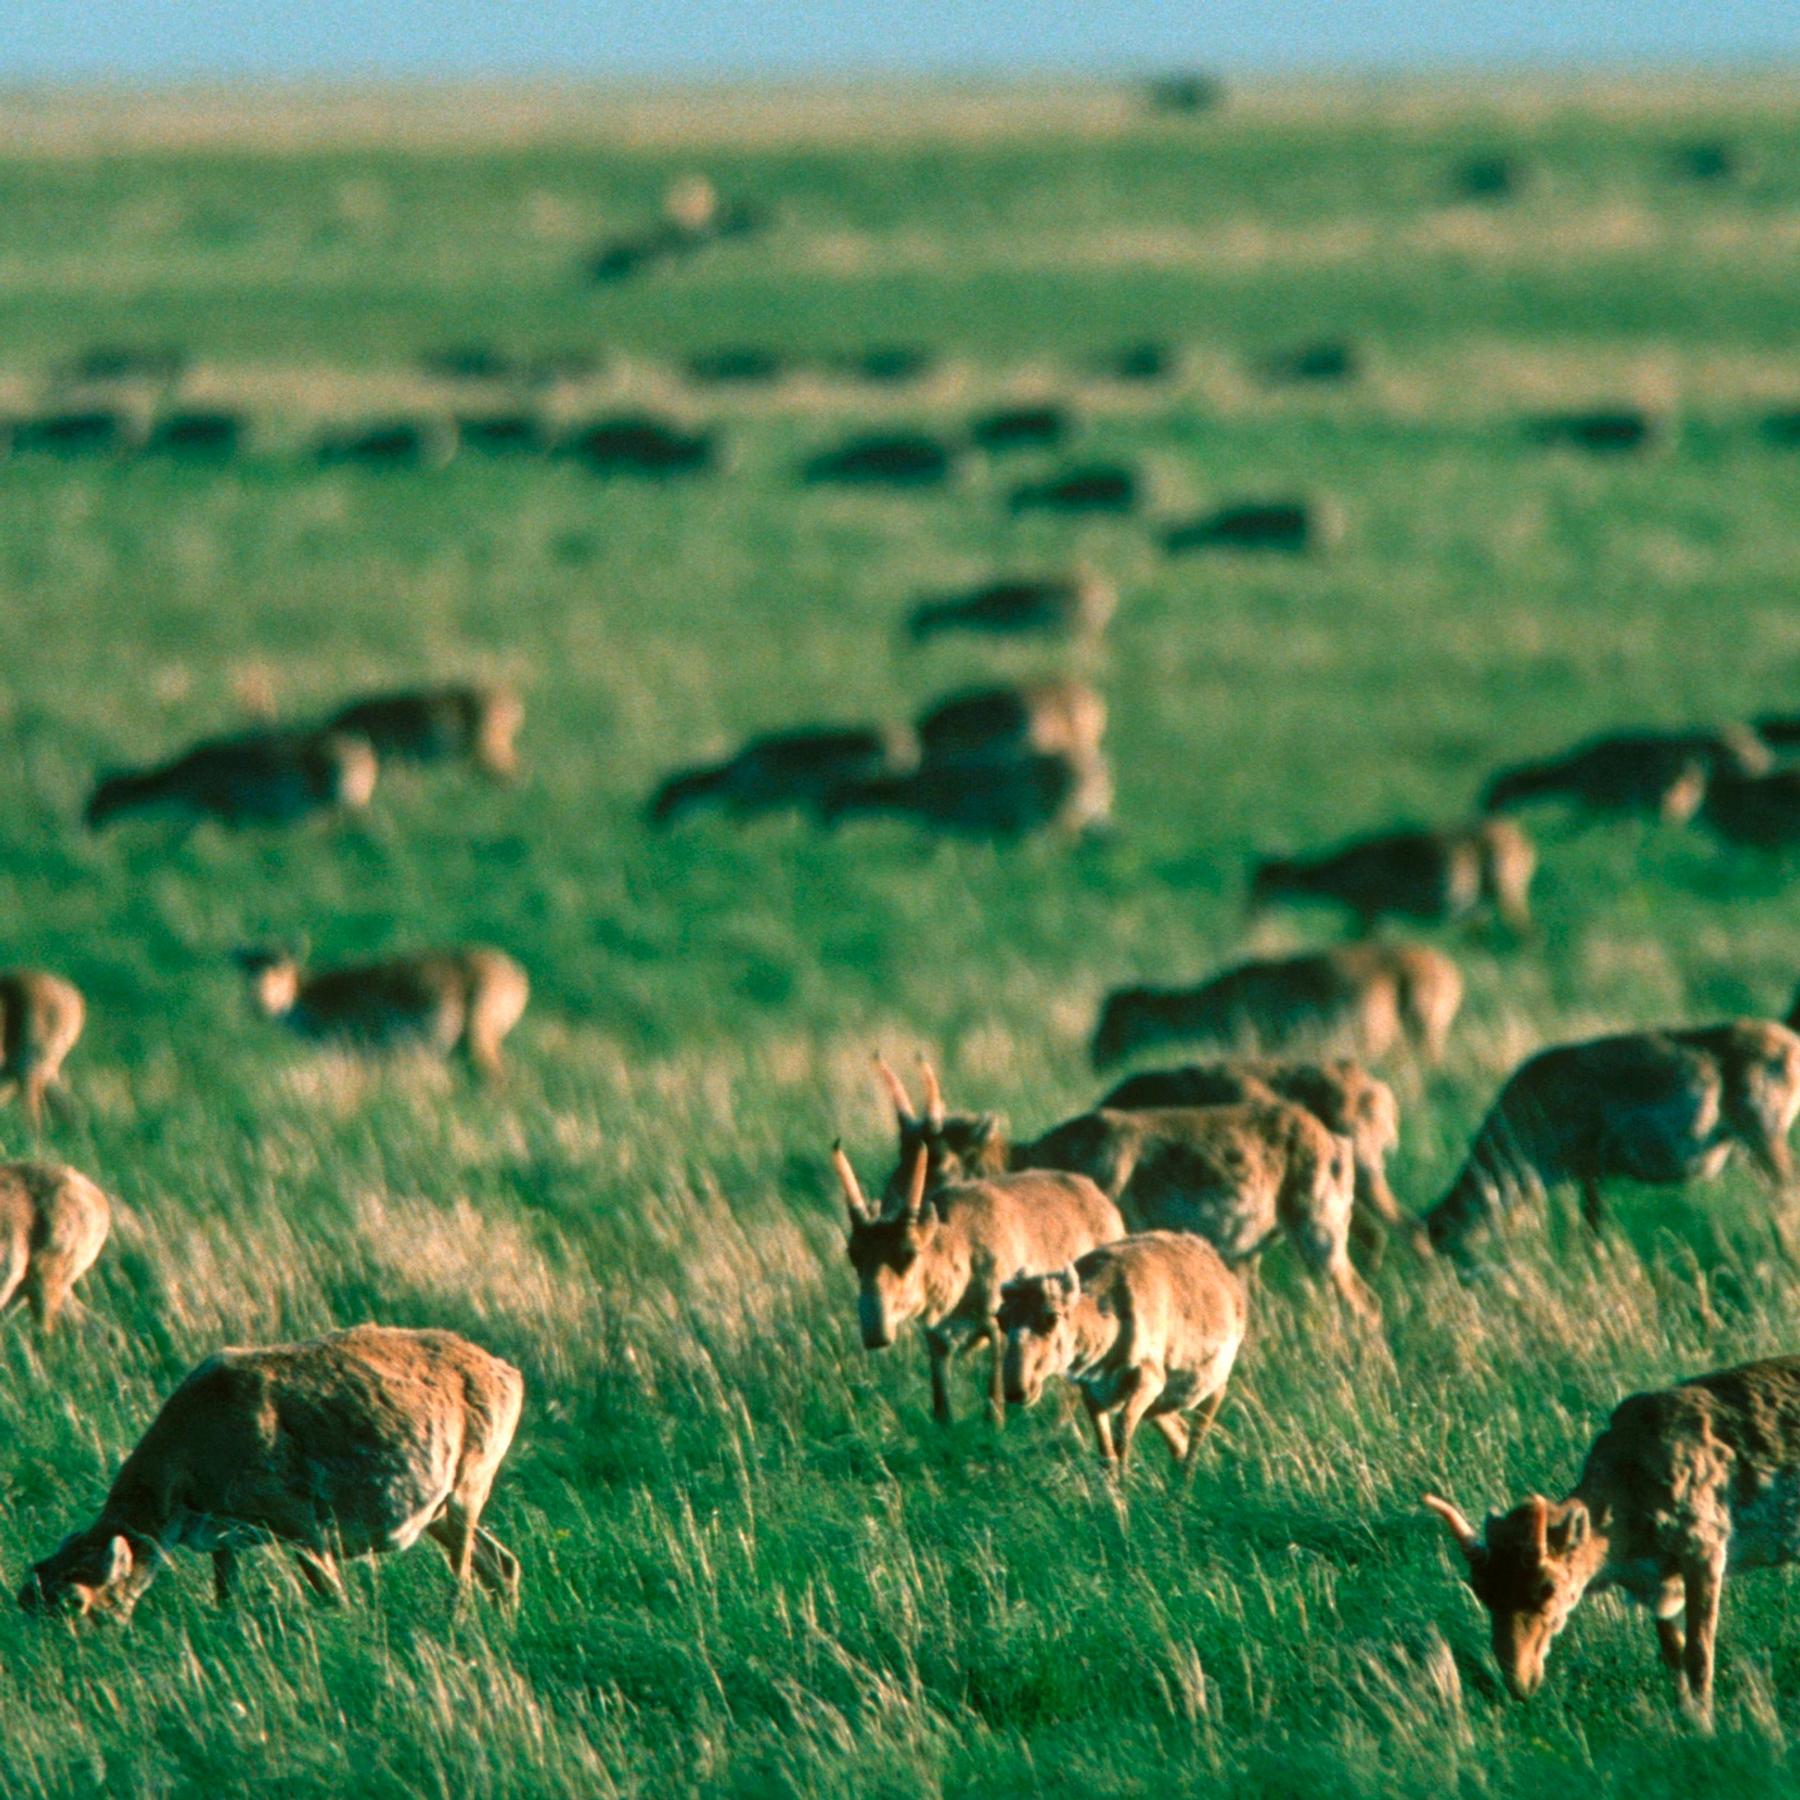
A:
1;74;1799;1797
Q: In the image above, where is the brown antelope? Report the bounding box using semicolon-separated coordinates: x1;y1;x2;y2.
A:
907;574;1116;643
821;748;1113;839
1422;1021;1800;1262
324;683;522;781
86;728;378;830
876;1059;1378;1323
19;1325;522;1617
1091;942;1463;1070
648;724;913;825
1098;1058;1421;1256
1249;820;1537;935
0;969;85;1127
1425;1355;1800;1721
832;1140;1123;1424
1479;725;1769;823
1699;766;1800;850
915;678;1105;767
1000;1232;1247;1472
0;1161;110;1327
235;945;528;1079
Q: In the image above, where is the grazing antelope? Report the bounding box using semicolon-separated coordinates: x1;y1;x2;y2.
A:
1000;1232;1247;1471
236;945;529;1079
19;1325;522;1617
876;1059;1377;1323
1422;1022;1800;1263
86;729;378;831
915;678;1106;767
1425;1355;1800;1720
833;1140;1123;1424
0;969;85;1127
1699;766;1800;850
324;683;522;781
907;574;1116;643
0;1161;110;1328
648;724;913;826
1479;726;1769;824
1091;942;1463;1071
821;748;1112;839
1250;820;1537;935
1099;1058;1420;1255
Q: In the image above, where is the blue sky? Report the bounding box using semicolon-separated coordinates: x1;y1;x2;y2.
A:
4;1;1797;82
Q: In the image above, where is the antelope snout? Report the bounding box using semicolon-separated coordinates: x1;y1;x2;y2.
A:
857;1294;895;1350
1504;1666;1544;1702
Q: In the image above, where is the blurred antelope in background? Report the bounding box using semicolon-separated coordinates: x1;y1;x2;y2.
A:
0;1161;110;1328
1479;725;1768;824
1425;1354;1800;1721
324;682;523;781
1091;942;1463;1070
0;969;85;1127
906;573;1116;643
832;1139;1123;1424
1422;1021;1800;1262
822;748;1112;839
999;1231;1246;1472
648;724;913;825
878;1059;1378;1322
86;728;378;830
914;677;1105;766
19;1325;523;1617
1099;1057;1420;1256
235;945;528;1079
1249;819;1536;935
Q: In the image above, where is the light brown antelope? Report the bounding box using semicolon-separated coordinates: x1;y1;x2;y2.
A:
1091;942;1463;1071
1699;766;1800;850
325;683;523;781
999;1231;1247;1472
0;1161;110;1328
915;678;1105;767
1098;1058;1421;1256
649;724;913;825
821;747;1113;839
907;574;1116;643
235;945;528;1080
877;1059;1378;1323
1424;1354;1800;1721
1250;820;1537;935
19;1324;522;1617
833;1140;1123;1424
0;969;85;1127
1423;1021;1800;1263
1479;725;1769;824
86;728;378;830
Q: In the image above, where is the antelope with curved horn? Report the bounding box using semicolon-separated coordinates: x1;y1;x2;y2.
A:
834;1134;1123;1425
878;1059;1379;1324
1424;1354;1800;1722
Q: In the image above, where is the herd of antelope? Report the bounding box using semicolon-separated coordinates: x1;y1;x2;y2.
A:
9;631;1800;1726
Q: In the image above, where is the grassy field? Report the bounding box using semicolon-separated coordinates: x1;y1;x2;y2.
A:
3;73;1800;1797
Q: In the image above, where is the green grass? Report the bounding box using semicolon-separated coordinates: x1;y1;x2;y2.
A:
3;75;1800;1797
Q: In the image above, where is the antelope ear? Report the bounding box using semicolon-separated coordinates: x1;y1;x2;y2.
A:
973;1114;1002;1147
1422;1493;1484;1565
100;1535;133;1588
1547;1500;1589;1556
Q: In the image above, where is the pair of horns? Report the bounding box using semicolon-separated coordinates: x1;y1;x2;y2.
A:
874;1052;945;1129
1422;1491;1548;1564
832;1139;927;1226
